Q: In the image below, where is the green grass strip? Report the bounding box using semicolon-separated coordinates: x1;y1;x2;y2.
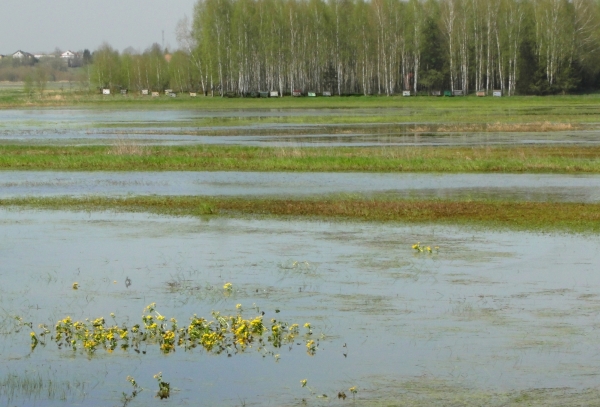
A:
1;145;600;173
3;195;600;233
2;91;600;124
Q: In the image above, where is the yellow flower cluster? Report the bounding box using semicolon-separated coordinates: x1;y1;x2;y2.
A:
37;303;312;358
306;339;317;356
412;242;439;254
54;315;129;354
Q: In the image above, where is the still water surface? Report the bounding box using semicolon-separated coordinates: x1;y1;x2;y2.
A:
2;171;600;203
1;210;600;405
1;109;599;147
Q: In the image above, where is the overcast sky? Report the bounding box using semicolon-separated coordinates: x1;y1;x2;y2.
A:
1;0;197;55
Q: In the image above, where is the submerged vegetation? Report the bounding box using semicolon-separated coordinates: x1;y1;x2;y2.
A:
0;372;87;403
3;195;600;233
3;144;600;173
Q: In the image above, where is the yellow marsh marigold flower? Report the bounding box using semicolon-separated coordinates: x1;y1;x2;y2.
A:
301;379;307;387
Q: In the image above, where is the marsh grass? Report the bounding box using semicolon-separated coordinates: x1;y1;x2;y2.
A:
108;138;150;156
355;376;600;407
0;372;87;402
2;144;600;172
95;121;593;136
2;195;600;233
430;121;580;133
3;89;600;131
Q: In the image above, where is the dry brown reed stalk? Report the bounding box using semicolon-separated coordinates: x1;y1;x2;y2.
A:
433;121;579;133
108;138;150;156
273;146;306;158
409;126;431;132
486;121;577;132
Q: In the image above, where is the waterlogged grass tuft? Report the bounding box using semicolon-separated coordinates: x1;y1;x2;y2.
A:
0;372;87;403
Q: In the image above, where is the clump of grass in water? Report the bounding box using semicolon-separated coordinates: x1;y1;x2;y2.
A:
0;372;87;402
154;372;170;399
300;379;357;401
108;137;149;156
121;376;142;407
29;302;312;358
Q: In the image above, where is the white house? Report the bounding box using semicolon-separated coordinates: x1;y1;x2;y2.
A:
60;50;77;59
12;50;34;59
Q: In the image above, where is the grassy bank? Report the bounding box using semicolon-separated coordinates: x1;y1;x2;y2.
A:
1;144;600;173
2;87;600;125
3;195;600;233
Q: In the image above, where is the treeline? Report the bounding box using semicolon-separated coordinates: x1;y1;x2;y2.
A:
89;44;197;94
0;55;87;83
91;0;600;96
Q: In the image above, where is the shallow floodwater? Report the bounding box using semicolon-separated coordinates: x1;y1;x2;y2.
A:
2;210;600;406
2;171;600;203
1;109;600;147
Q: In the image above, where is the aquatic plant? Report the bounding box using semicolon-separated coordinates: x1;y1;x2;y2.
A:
153;372;170;399
412;243;439;254
223;282;233;297
0;371;87;402
31;303;313;358
121;376;142;407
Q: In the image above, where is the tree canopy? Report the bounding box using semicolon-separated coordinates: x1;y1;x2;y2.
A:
87;0;600;95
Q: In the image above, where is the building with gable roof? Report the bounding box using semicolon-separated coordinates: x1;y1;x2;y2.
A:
12;50;34;59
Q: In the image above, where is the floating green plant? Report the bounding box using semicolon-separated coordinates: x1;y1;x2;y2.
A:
30;303;314;357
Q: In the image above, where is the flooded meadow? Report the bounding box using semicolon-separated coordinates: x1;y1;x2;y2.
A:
2;106;600;406
1;109;600;147
3;171;600;203
3;210;600;406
